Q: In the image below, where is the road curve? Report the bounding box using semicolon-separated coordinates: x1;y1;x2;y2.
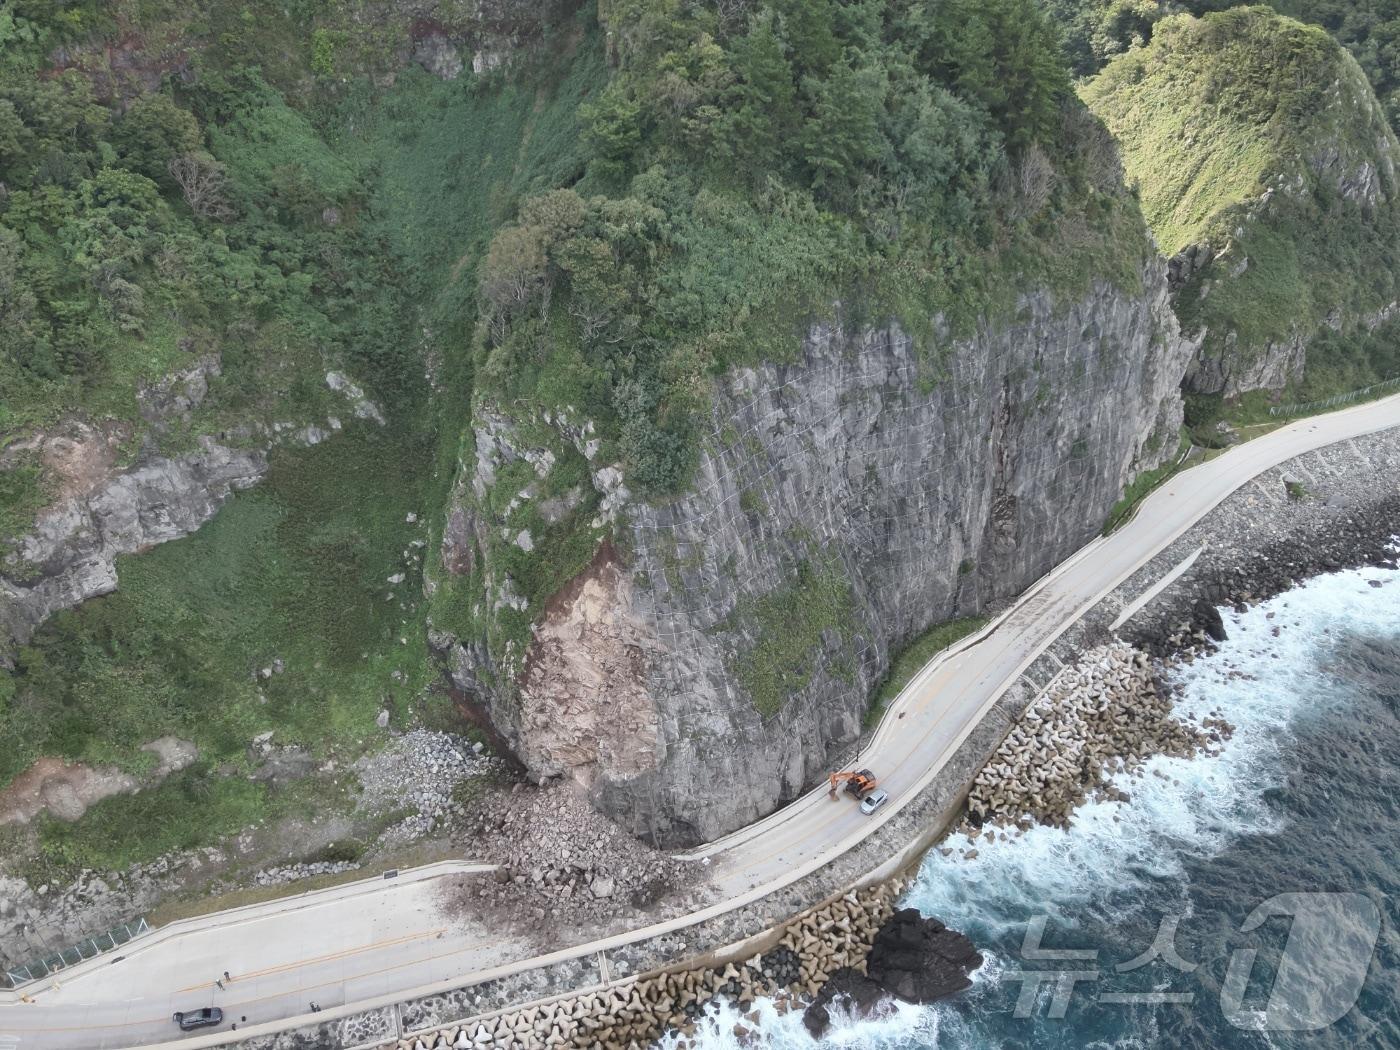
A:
5;394;1399;1050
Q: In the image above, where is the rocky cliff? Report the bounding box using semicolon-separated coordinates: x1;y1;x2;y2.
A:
437;257;1192;845
0;366;384;656
1083;8;1400;398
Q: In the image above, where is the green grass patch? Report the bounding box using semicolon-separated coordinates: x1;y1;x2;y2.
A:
0;457;49;550
725;553;856;717
865;616;988;729
1102;434;1192;535
356;30;605;344
1;422;433;798
33;767;269;875
1083;10;1345;256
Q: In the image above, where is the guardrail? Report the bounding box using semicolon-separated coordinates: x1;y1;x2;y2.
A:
3;918;150;989
1268;376;1400;417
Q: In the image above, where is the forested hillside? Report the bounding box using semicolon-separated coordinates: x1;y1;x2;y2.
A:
1;0;1399;894
1083;7;1400;402
0;0;596;882
474;0;1137;497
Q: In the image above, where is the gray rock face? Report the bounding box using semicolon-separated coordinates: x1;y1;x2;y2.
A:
1184;295;1400;397
1183;320;1303;397
446;258;1193;846
412;30;464;80
0;440;267;651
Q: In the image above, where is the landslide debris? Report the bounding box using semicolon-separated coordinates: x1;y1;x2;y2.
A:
453;783;687;927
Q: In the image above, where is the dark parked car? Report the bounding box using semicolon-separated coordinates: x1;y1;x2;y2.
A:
173;1007;223;1031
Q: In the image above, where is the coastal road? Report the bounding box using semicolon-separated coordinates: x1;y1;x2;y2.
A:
0;864;528;1050
691;397;1400;886
3;395;1398;1050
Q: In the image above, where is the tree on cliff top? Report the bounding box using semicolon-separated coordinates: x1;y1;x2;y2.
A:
476;0;1124;496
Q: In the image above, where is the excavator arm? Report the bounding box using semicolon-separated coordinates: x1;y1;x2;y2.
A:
828;769;878;799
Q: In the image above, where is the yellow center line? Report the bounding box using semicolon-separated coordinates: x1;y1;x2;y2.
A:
4;936;517;1035
172;928;448;994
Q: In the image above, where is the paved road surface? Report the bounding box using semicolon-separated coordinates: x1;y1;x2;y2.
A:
0;864;523;1049
4;395;1398;1049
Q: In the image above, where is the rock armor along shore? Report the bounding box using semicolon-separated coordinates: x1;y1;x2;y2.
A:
961;642;1232;833
392;877;982;1050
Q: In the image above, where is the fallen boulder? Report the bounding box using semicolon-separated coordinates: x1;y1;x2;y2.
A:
803;908;981;1038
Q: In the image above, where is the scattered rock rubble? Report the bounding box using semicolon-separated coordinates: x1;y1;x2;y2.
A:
454;784;685;925
252;861;359;888
397;878;951;1050
962;642;1233;832
353;730;494;843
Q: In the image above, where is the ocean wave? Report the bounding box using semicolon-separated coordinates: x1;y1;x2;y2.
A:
670;563;1400;1049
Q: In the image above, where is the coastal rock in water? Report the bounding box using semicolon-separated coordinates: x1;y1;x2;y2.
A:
803;909;982;1039
802;969;888;1040
867;907;983;1003
1193;597;1229;642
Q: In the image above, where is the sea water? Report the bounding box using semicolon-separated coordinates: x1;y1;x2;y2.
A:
669;562;1400;1049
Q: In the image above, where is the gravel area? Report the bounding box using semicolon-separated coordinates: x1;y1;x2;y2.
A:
352;729;498;844
448;783;688;929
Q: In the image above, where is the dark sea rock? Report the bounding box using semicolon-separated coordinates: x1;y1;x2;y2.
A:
1125;492;1400;660
803;908;982;1039
802;968;888;1039
1193;598;1228;642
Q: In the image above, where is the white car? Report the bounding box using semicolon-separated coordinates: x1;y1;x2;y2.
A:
859;789;889;815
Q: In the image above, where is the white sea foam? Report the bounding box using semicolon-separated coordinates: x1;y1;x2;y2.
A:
670;563;1400;1049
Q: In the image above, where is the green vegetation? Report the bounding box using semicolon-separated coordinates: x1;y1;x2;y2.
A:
1102;432;1192;534
1083;9;1364;256
346;24;609;670
34;769;271;875
355;37;606;349
0;1;599;867
866;615;988;728
0;68;412;430
0;457;47;552
1053;0;1400;132
1083;7;1400;394
475;0;1151;498
5;423;429;781
3;423;433;864
724;552;856;717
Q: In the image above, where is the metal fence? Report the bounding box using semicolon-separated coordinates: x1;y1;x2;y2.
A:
1268;376;1400;417
3;918;150;989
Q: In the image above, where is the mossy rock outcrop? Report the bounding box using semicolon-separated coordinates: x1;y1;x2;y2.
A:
1084;6;1400;397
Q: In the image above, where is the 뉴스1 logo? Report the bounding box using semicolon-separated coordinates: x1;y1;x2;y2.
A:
1006;891;1381;1030
1220;892;1381;1031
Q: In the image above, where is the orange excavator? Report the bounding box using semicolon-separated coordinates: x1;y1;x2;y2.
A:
829;768;878;800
